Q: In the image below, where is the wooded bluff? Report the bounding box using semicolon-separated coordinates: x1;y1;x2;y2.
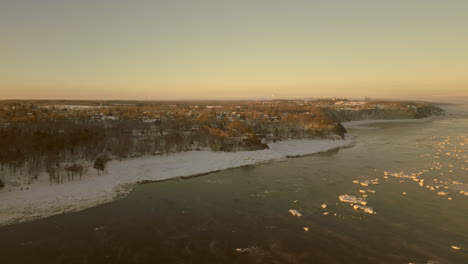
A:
0;99;443;188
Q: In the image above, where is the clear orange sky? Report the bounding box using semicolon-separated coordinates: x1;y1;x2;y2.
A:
1;0;467;102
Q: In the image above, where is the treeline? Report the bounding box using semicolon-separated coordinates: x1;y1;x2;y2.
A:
0;120;106;186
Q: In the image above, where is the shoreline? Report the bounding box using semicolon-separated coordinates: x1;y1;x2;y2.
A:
0;114;445;227
0;136;354;226
342;115;440;129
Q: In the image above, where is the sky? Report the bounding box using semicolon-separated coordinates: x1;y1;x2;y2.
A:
1;0;467;102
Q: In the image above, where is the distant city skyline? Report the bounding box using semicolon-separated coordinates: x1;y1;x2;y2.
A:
1;0;467;103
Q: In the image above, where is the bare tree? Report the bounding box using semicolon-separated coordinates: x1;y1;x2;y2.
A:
93;158;105;175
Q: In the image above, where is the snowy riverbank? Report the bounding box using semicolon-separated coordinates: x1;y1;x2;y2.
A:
0;136;354;226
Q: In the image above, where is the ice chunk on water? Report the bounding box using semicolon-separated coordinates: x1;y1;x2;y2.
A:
354;179;379;186
437;191;449;196
340;195;374;213
235;246;263;254
289;209;302;217
360;181;370;187
353;204;376;214
339;195;363;204
391;172;414;178
321;204;327;209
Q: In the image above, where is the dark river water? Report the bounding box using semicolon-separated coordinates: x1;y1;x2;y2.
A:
1;106;467;264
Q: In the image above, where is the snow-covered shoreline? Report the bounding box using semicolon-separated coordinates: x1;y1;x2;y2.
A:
0;136;354;226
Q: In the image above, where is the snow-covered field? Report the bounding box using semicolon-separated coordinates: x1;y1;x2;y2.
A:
0;136;354;226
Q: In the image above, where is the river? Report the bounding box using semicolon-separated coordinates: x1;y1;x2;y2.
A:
0;105;467;264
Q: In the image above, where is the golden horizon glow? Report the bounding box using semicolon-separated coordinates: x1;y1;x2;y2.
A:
1;0;467;103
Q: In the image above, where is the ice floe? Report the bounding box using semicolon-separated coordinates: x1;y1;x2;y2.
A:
352;204;376;214
360;181;370;187
235;246;263;255
289;209;302;217
339;195;363;204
